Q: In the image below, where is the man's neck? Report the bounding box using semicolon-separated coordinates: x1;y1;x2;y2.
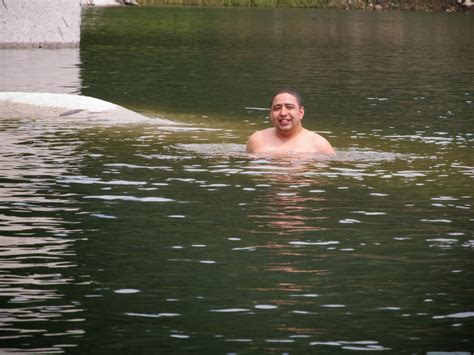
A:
276;126;304;140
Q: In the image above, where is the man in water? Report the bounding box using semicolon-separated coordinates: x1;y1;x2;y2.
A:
246;89;335;155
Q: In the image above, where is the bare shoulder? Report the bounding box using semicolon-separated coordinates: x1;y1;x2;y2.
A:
256;128;275;138
246;128;275;153
304;129;336;155
246;130;264;153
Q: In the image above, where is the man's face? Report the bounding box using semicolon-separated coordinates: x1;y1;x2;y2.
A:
270;93;305;135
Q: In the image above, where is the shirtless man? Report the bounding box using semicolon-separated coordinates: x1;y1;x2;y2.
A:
246;89;335;155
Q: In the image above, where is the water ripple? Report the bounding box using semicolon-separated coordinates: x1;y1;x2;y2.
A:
83;195;174;202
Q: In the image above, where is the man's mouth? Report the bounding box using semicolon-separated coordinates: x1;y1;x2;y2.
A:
279;119;291;126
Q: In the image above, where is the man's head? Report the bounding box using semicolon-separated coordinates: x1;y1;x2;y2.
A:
269;89;305;137
270;88;303;108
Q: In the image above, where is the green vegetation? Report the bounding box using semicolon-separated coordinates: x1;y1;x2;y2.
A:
137;0;468;11
138;0;332;7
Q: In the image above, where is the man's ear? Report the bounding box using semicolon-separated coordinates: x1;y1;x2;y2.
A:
300;106;305;120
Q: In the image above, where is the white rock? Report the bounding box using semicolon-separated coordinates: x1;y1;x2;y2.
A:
0;92;117;112
0;91;170;125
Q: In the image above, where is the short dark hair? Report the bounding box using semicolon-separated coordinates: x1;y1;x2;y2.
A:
270;88;303;108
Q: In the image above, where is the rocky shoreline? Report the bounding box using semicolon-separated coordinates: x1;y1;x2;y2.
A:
134;0;473;12
81;0;138;5
348;0;473;12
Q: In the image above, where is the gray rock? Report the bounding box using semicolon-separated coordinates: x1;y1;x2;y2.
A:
0;0;81;48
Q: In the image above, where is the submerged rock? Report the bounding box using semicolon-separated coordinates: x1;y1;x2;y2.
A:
0;92;166;124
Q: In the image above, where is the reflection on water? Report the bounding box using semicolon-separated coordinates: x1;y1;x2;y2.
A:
0;115;472;352
0;119;85;352
0;49;82;94
242;159;330;237
1;6;473;354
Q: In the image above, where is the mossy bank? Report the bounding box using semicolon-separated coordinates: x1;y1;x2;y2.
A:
137;0;472;12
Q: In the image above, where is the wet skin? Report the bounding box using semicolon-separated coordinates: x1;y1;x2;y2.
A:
246;93;335;155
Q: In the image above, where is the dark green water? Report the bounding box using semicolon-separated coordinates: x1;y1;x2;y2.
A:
0;6;473;354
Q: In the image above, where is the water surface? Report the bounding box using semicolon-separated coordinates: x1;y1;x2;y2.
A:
0;7;473;354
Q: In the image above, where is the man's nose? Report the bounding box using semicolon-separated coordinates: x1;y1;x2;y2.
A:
280;107;288;116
